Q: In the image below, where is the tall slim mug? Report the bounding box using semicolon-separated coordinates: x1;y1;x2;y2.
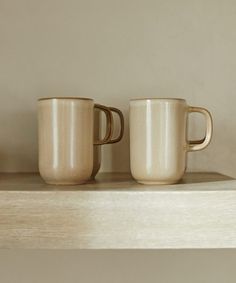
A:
130;98;213;185
38;97;113;185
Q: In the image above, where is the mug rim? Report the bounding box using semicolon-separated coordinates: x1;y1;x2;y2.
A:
130;98;186;102
38;97;93;102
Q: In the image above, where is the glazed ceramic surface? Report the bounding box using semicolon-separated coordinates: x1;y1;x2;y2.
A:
91;107;124;179
130;98;213;185
38;97;112;185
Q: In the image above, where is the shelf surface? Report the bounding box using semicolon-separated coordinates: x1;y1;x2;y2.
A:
0;172;236;249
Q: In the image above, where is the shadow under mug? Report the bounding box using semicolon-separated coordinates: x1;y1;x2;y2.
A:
130;98;213;185
91;106;124;179
38;97;114;185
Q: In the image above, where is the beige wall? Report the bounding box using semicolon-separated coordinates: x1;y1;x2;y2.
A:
1;1;236;282
0;250;236;283
1;0;236;176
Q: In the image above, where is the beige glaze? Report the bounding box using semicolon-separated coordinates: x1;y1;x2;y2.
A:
91;107;124;179
130;99;213;185
38;98;113;185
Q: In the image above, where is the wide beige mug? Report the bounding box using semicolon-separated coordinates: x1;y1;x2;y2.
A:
130;98;213;185
38;97;114;185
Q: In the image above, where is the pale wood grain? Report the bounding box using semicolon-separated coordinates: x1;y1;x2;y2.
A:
0;172;235;249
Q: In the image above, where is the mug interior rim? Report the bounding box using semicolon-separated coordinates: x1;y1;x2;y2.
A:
130;98;186;102
38;97;93;102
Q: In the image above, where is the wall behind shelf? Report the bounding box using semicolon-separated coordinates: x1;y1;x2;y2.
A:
1;250;236;283
0;0;236;177
1;1;236;283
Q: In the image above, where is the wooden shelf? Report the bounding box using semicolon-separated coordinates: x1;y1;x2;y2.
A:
0;172;236;249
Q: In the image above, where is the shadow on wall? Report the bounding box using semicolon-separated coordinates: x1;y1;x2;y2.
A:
0;110;38;172
110;108;130;172
191;106;236;178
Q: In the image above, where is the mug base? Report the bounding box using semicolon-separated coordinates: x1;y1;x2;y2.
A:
43;180;88;186
137;180;180;185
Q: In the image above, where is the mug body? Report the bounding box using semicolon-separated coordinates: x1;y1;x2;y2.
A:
38;97;94;185
130;98;188;185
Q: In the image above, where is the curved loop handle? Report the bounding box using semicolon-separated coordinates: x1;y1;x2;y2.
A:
188;106;213;152
107;107;124;144
94;104;114;145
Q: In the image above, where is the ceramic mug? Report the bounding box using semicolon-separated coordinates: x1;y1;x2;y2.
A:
130;98;213;185
91;107;124;179
38;97;113;185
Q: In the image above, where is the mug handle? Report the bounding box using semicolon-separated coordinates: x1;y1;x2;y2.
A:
107;107;124;144
187;106;213;152
94;104;114;145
